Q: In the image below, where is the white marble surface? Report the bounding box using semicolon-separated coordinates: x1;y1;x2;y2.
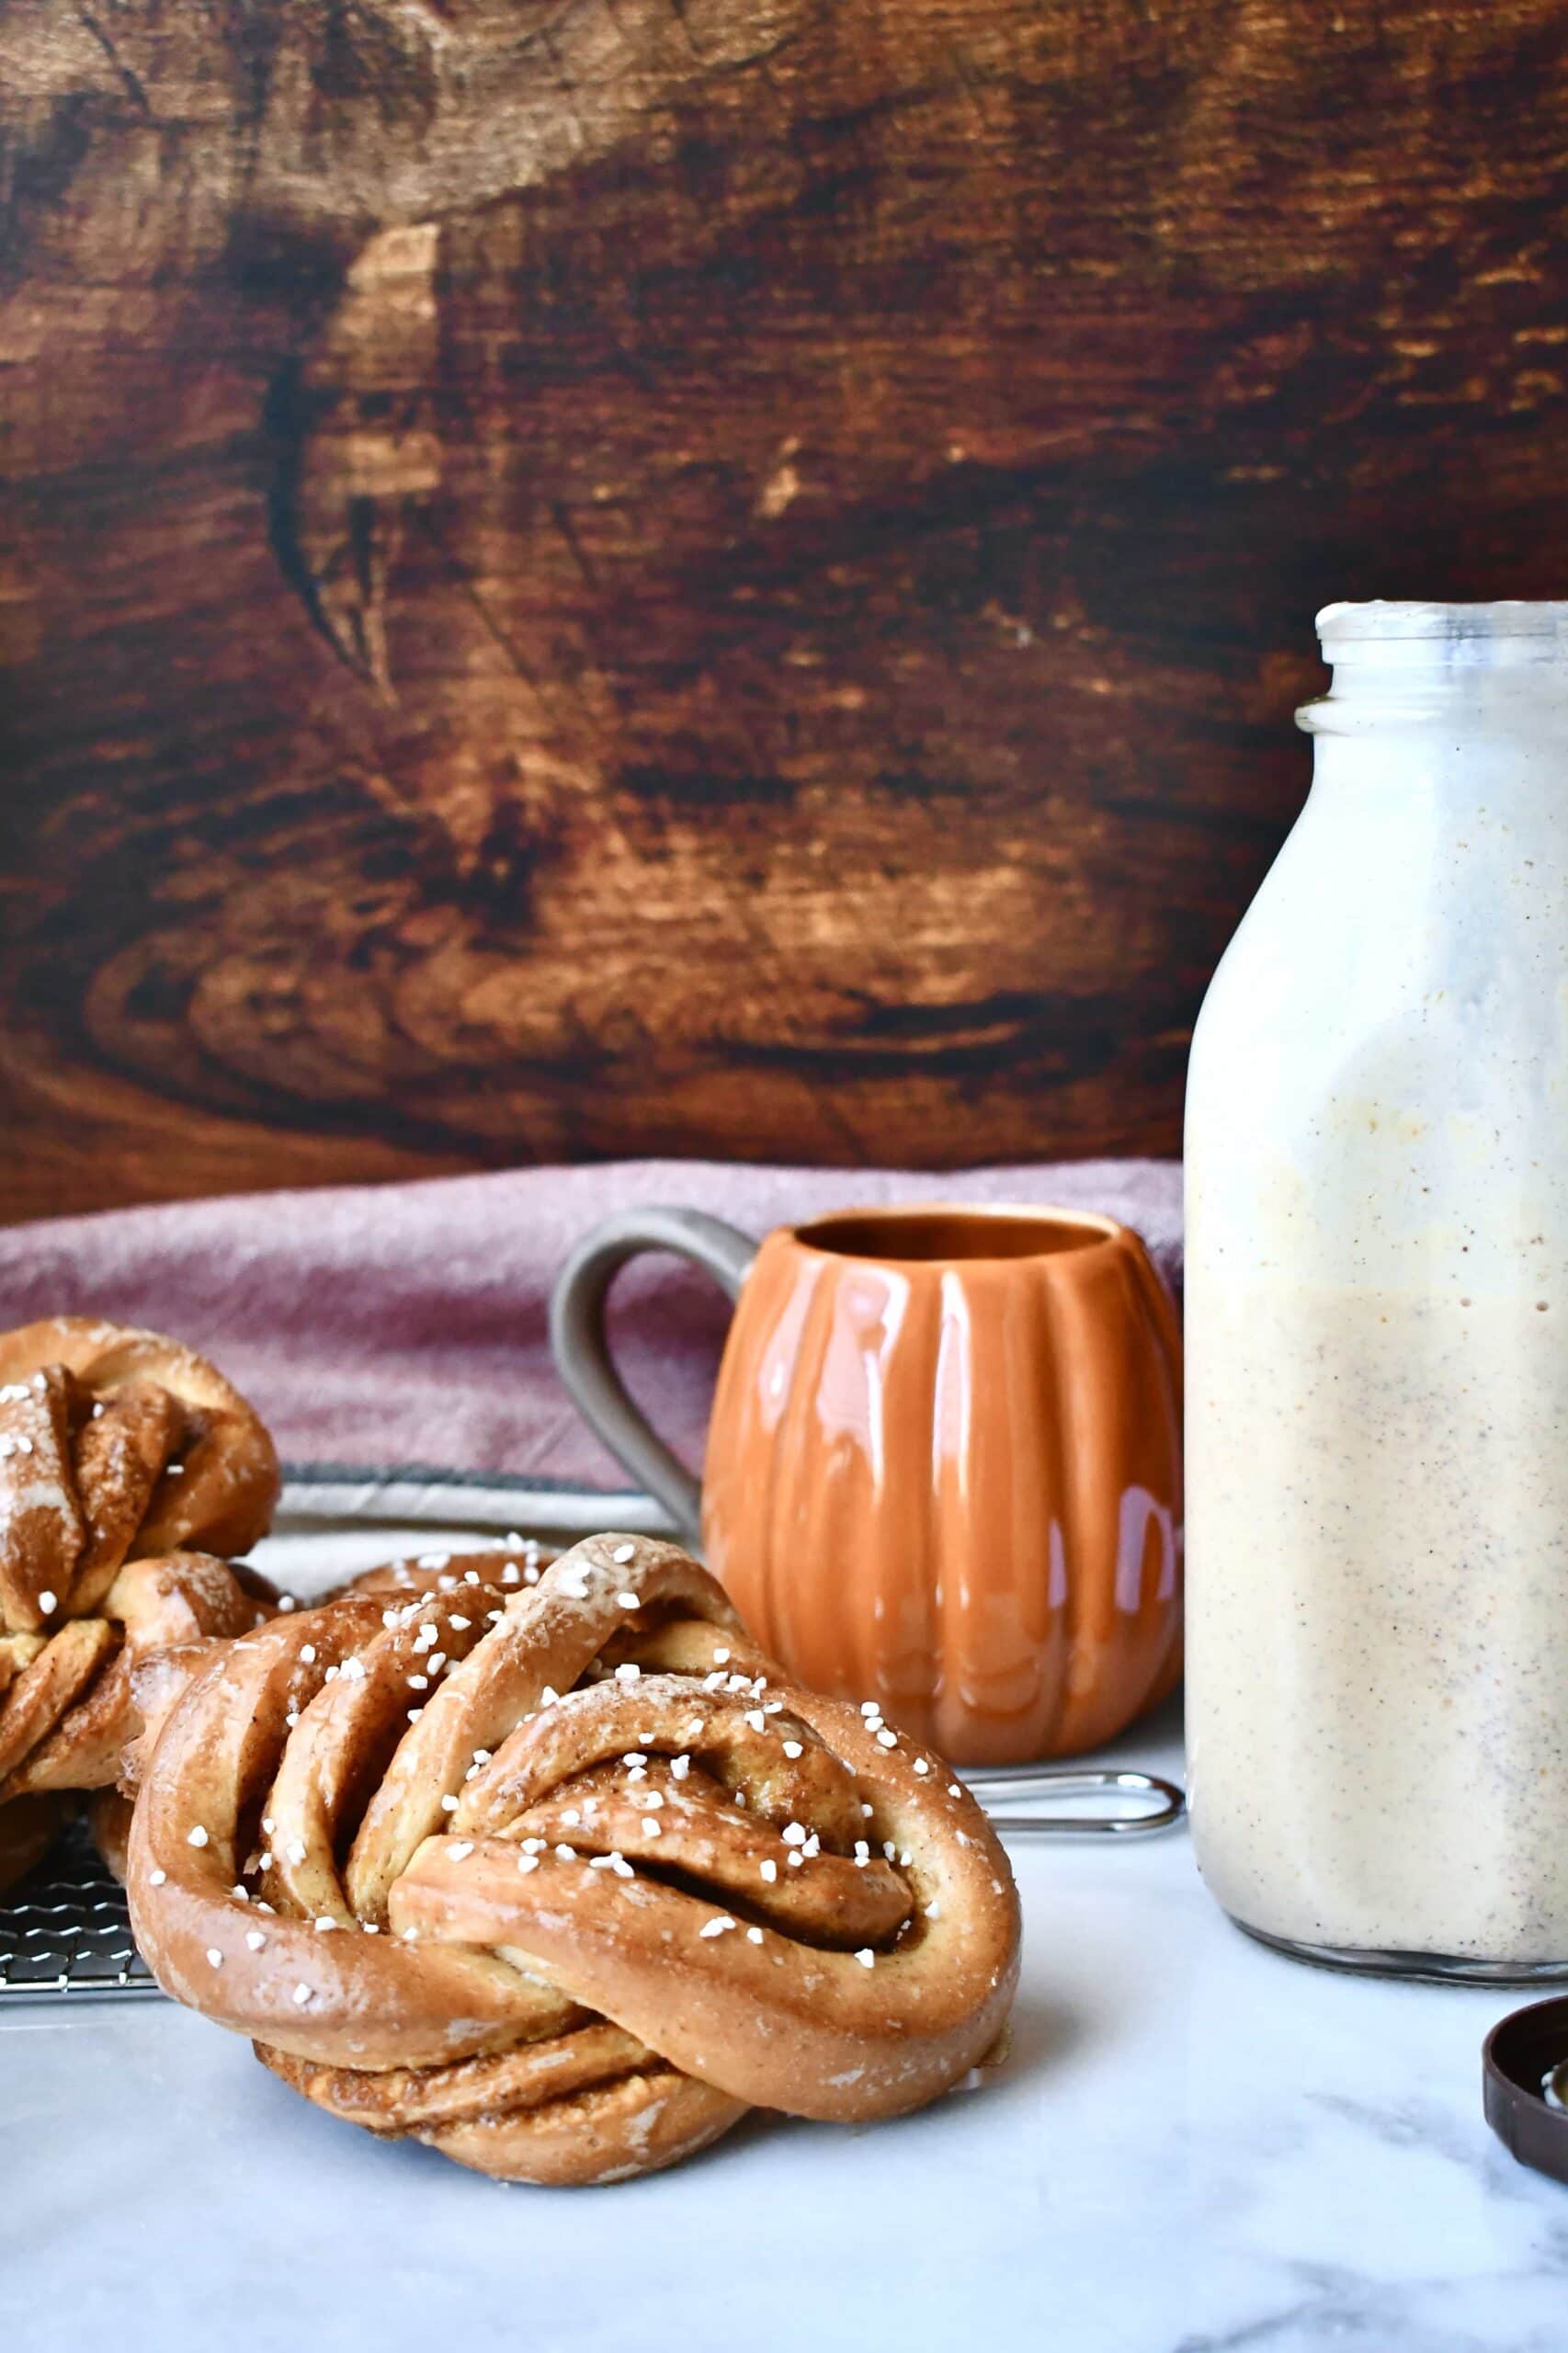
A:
4;1526;1566;2353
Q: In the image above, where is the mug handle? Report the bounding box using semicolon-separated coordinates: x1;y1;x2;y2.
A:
549;1208;758;1543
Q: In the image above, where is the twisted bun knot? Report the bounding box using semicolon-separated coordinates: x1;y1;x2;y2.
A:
0;1316;278;1886
130;1535;1021;2187
0;1315;279;1634
0;1551;271;1805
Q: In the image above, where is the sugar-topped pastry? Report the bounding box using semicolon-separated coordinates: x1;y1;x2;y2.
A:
0;1315;278;1633
0;1315;279;1883
128;1534;1020;2187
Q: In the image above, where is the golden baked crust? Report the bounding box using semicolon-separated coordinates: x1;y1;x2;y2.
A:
0;1316;278;1888
0;1552;272;1803
0;1315;279;1632
128;1534;1021;2187
0;1546;274;1893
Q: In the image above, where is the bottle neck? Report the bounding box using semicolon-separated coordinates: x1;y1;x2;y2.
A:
1300;663;1568;740
1301;605;1568;745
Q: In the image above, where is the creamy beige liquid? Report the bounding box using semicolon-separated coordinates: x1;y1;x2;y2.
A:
1187;1275;1568;1963
1185;607;1568;1971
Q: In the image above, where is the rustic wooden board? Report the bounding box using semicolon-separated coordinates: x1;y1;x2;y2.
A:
2;0;1566;1219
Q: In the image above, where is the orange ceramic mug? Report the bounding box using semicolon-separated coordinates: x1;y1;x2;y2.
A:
551;1204;1183;1765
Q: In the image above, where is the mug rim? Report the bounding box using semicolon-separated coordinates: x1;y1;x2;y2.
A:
788;1200;1125;1267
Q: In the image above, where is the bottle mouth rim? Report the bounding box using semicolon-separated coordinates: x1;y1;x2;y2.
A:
1318;600;1568;644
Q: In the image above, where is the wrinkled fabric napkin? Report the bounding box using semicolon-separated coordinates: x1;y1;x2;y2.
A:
0;1159;1181;1486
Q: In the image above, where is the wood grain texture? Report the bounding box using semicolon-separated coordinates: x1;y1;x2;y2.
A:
2;0;1567;1218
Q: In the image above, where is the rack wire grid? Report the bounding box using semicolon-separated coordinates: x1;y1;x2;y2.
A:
0;1817;155;2002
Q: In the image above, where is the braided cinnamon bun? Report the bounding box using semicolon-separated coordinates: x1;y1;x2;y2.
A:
129;1535;1020;2186
0;1315;279;1883
0;1315;278;1631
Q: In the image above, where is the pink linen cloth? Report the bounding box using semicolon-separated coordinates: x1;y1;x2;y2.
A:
0;1160;1181;1486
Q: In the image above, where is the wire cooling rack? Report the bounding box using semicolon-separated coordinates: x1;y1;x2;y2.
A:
0;1817;155;2002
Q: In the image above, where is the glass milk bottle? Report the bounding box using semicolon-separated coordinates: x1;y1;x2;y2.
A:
1186;601;1568;1980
